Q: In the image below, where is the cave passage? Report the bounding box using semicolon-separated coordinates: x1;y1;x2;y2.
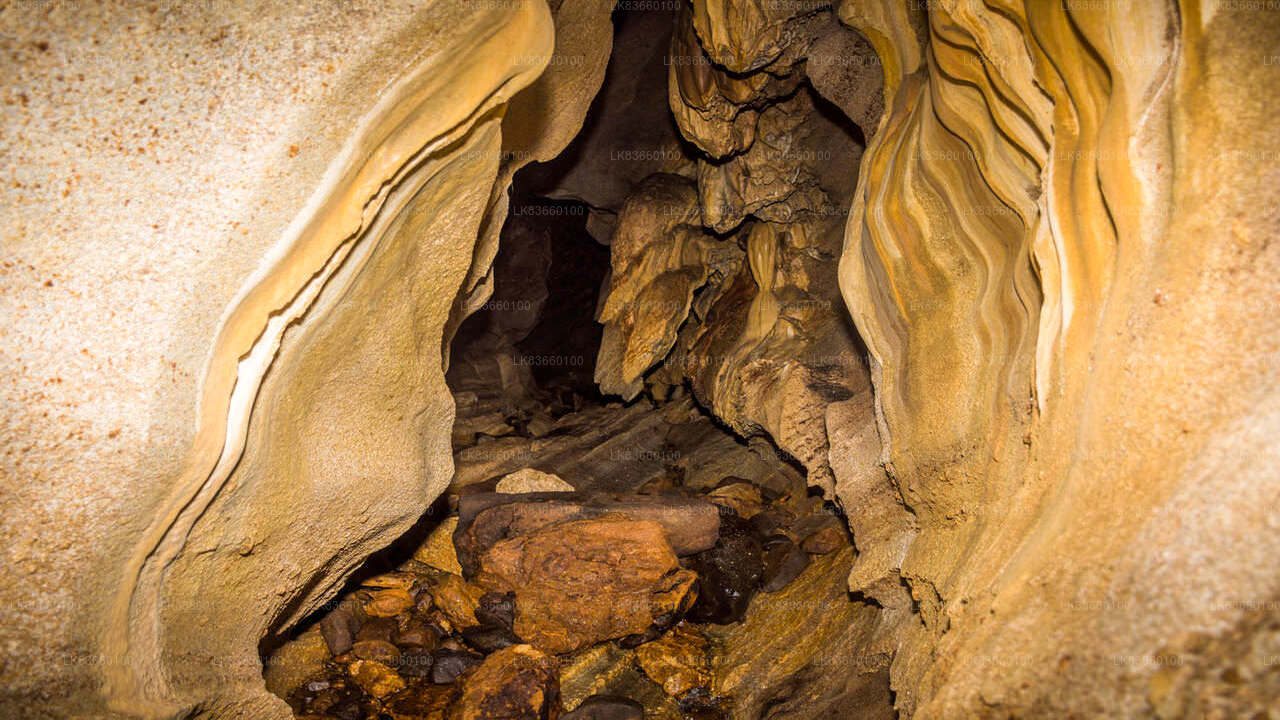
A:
260;3;896;719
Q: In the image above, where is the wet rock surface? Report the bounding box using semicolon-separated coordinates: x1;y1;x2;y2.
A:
449;644;559;720
561;695;645;720
474;515;698;654
270;395;855;720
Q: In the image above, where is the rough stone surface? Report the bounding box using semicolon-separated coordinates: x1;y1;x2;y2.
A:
415;517;464;576
634;623;711;698
455;491;720;574
0;1;559;716
447;644;559;720
474;516;699;654
495;469;576;494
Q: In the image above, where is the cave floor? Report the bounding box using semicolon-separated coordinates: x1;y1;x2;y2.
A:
265;388;892;720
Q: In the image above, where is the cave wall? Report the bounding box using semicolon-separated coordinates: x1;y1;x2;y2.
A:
3;0;1278;718
833;0;1280;716
590;0;1279;717
0;1;613;717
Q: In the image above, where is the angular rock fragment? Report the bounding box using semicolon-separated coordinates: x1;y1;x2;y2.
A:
320;606;360;655
706;481;764;519
348;659;407;698
394;616;441;650
364;587;416;617
635;623;711;698
426;572;487;630
352;639;401;665
474;515;699;654
760;534;809;592
397;650;434;679
415;516;464;575
355;616;397;644
462;624;521;654
430;648;484;685
448;644;559;720
800;525;845;555
454;491;720;574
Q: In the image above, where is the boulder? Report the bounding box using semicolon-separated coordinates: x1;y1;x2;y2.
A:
474;515;699;654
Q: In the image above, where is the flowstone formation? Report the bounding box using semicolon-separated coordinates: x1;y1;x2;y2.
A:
2;1;612;717
3;0;1278;719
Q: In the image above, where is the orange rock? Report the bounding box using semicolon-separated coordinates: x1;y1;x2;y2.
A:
800;526;845;555
352;639;401;665
426;572;486;630
635;623;711;697
475;515;699;654
707;482;765;519
349;659;406;698
447;644;559;720
365;587;416;617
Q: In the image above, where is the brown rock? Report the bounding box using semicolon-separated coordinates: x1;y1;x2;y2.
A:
361;571;423;591
394;617;441;650
455;492;720;574
635;623;711;698
761;535;809;593
352;639;402;665
431;648;484;685
562;695;644;720
706;482;764;519
349;659;407;698
427;572;487;630
365;587;416;617
800;526;845;555
320;607;359;655
474;515;699;654
447;644;559;720
385;683;456;720
355;616;397;644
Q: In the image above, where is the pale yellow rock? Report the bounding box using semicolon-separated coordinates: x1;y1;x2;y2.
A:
413;517;463;576
495;468;575;494
0;2;554;716
262;627;330;700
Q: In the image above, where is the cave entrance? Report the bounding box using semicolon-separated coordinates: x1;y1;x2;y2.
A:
264;3;894;719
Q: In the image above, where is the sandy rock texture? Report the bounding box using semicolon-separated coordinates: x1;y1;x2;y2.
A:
832;0;1280;716
0;1;612;717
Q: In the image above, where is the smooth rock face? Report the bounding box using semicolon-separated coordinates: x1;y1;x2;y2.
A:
562;695;645;720
474;516;699;654
0;1;559;716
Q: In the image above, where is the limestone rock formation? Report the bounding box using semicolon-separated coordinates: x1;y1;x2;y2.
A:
832;0;1280;716
4;0;1279;718
0;1;608;716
